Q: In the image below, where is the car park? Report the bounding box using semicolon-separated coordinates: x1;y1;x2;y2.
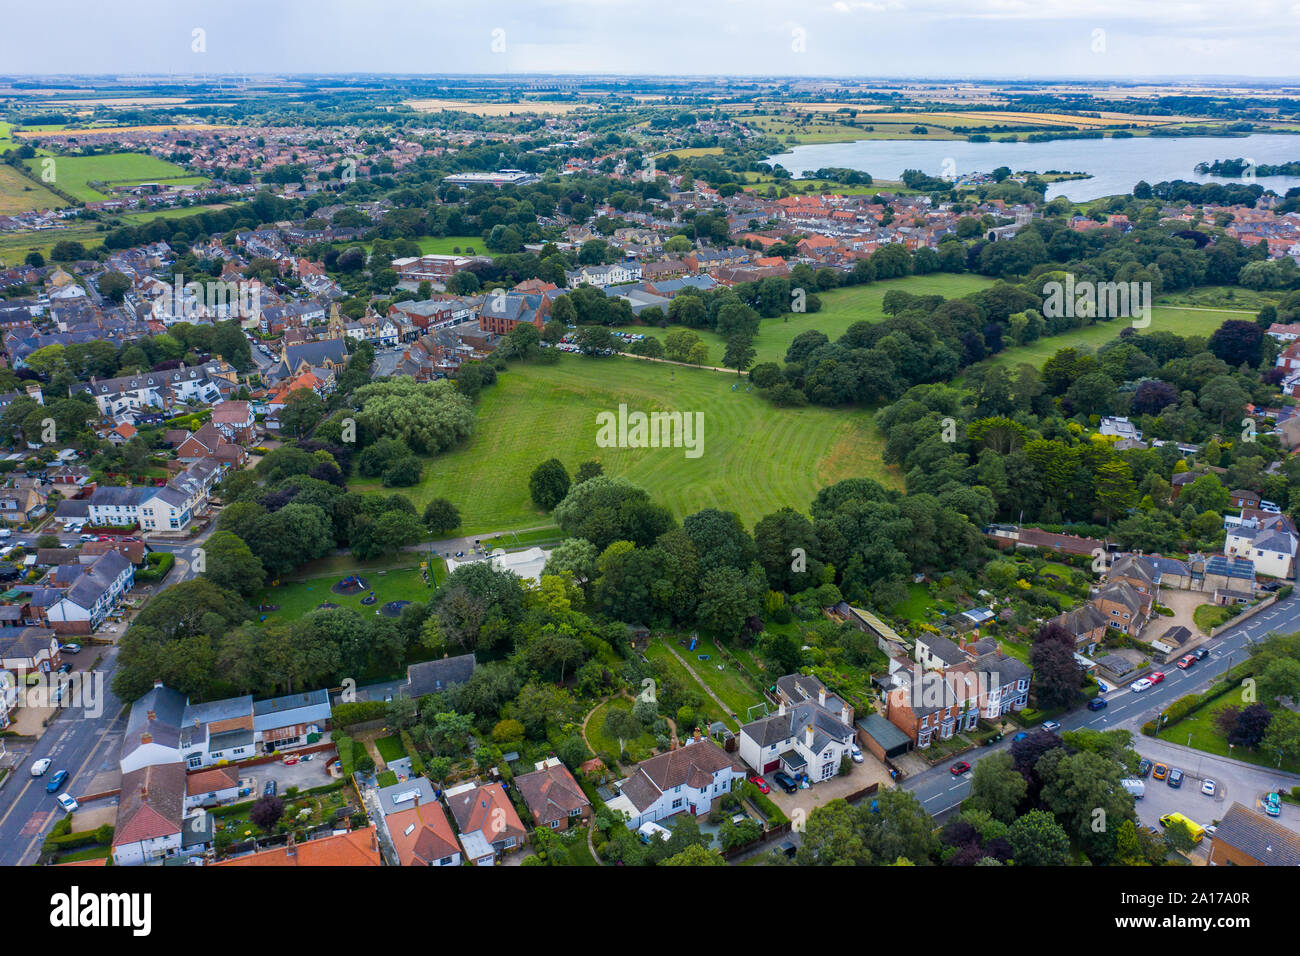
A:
1168;768;1184;788
950;761;971;775
1202;779;1216;796
772;771;798;794
1130;678;1153;693
46;769;69;793
1087;698;1107;711
1152;763;1169;781
30;758;51;777
55;793;78;813
748;775;770;794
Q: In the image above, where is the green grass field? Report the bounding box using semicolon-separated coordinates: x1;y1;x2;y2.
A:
984;306;1243;372
0;164;65;215
1158;697;1300;775
22;152;205;202
255;567;438;621
648;634;765;725
613;273;996;367
355;353;901;533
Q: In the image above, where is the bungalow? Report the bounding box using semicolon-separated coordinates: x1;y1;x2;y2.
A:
184;765;242;810
514;757;592;832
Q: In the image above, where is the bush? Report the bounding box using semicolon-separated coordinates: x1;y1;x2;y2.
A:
334;735;356;776
134;551;175;583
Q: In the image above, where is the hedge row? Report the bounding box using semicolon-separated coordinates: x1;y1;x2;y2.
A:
334;735;357;776
331;700;387;729
134;551;175;583
399;729;425;776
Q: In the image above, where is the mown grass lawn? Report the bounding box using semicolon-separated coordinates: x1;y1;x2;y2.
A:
374;735;406;763
1193;604;1235;633
585;698;657;760
646;635;765;728
355;352;900;532
1157;698;1300;775
612;273;996;367
983;306;1242;372
255;567;438;621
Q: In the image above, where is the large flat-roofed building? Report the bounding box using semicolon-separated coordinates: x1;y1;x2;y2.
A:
442;169;540;188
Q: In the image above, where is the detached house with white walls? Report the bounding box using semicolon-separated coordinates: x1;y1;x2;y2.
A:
605;735;744;830
738;674;856;782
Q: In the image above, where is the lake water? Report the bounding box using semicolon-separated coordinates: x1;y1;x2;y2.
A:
766;133;1300;202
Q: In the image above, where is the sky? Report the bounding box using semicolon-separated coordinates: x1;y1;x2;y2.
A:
3;0;1300;79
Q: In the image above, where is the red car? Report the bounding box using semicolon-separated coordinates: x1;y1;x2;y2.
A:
1149;671;1166;684
950;761;971;776
1176;655;1196;670
749;775;770;794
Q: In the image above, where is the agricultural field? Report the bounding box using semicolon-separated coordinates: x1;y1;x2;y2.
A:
22;152;207;202
14;122;228;138
354;352;901;533
0;163;65;215
613;273;997;367
742;112;963;144
403;98;593;116
983;305;1243;372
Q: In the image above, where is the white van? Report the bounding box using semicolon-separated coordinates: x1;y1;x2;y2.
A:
0;529;10;539
1121;778;1145;799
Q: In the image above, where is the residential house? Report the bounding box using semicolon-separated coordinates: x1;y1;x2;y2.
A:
211;828;382;867
44;549;134;634
605;735;745;830
1225;514;1298;578
514;757;592;832
112;761;188;866
739;675;855;782
445;781;528;865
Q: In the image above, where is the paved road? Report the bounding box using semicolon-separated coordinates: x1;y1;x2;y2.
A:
902;587;1300;821
0;646;127;866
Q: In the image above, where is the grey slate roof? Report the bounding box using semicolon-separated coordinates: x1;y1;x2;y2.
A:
1213;802;1300;865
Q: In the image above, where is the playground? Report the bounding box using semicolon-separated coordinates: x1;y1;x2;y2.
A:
255;564;444;622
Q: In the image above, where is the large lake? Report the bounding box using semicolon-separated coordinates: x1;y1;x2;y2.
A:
767;133;1300;202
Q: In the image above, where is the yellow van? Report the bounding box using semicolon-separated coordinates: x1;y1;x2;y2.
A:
1158;812;1205;843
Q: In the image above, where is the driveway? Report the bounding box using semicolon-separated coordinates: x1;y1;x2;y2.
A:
763;755;893;823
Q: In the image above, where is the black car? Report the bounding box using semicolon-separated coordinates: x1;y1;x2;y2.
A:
1167;768;1184;788
263;779;278;797
1193;647;1209;661
772;771;798;794
1137;758;1152;778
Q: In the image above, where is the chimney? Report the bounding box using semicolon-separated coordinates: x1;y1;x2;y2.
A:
285;833;296;857
693;727;701;744
840;706;850;726
153;678;163;689
818;686;826;707
777;701;786;717
140;732;152;745
146;709;156;721
805;724;814;749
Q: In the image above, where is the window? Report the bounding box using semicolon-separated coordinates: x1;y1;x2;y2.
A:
671;798;683;810
548;820;560;829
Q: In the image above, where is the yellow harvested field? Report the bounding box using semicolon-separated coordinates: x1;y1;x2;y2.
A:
35;97;192;107
403;99;592;115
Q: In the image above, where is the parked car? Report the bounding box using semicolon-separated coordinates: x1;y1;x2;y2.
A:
950;761;971;776
30;758;51;777
55;793;78;813
1130;678;1153;693
1012;732;1029;742
1263;792;1282;817
262;779;277;797
59;643;81;655
1149;671;1166;685
1042;720;1061;732
1152;763;1169;781
1260;500;1282;514
850;745;864;764
1121;778;1146;799
772;771;798;794
1168;768;1184;788
1137;758;1152;778
1087;698;1108;711
56;663;72;674
1177;655;1196;670
1193;648;1209;661
1202;779;1217;796
78;534;96;542
45;769;69;793
748;775;770;794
